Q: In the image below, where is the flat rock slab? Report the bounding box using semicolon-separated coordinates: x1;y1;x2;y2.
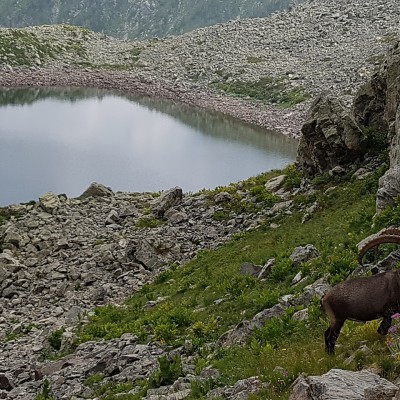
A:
290;368;398;400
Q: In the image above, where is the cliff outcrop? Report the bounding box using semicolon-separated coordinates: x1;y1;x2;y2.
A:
297;41;400;214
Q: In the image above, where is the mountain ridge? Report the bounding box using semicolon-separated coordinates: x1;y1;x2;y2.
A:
0;0;300;39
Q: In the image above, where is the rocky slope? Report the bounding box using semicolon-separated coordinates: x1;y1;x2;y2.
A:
0;0;298;39
0;178;310;399
1;0;400;137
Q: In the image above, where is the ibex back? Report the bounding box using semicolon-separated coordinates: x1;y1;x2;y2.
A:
322;270;400;354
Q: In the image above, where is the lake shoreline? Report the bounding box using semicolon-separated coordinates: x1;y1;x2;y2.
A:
0;67;306;139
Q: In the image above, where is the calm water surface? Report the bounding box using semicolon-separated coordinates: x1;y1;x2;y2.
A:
0;88;298;205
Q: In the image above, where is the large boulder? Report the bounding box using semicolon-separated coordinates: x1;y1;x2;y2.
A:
39;192;62;213
152;187;183;218
296;93;366;176
290;369;398;400
78;182;113;199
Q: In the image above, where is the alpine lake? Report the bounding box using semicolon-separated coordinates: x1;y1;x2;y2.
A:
0;87;298;206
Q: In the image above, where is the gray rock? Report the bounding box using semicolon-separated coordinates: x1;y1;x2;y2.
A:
265;175;286;192
291;271;303;286
39;192;61;213
297;278;331;306
78;182;113;199
0;374;14;391
165;208;188;224
296;93;366;176
290;369;398;400
302;202;318;224
258;258;275;279
152;187;183;218
292;309;308;321
290;245;320;267
214;192;233;204
2;227;22;248
239;262;262;277
208;376;266;400
376;165;400;213
329;166;346;176
105;209;120;225
219;303;285;346
64;306;83;324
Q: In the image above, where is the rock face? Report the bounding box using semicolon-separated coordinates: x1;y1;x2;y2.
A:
296;93;366;175
290;369;399;400
356;42;400;138
352;69;387;134
376;165;400;212
296;40;400;214
347;42;400;212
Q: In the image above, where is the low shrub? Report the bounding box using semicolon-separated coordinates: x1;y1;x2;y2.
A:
48;328;65;351
149;355;183;388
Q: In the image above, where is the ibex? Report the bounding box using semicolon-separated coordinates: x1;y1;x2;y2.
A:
322;227;400;354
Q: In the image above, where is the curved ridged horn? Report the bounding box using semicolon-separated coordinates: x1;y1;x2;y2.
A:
358;234;400;266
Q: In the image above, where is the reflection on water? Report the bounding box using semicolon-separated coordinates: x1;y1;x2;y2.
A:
0;88;298;205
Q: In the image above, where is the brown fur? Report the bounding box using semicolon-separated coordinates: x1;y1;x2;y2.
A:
322;270;400;354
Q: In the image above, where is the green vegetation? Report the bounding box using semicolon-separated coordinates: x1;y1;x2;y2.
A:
71;163;400;398
84;374;136;400
204;170;284;220
363;127;389;156
0;29;62;66
283;165;302;190
48;328;65;351
247;56;265;63
149;355;183;388
5;322;36;341
0;206;21;225
373;196;400;229
136;217;165;229
130;46;142;62
381;31;399;45
215;76;311;107
0;25;94;67
35;379;56;400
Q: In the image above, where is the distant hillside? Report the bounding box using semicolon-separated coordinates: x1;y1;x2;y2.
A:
0;0;301;39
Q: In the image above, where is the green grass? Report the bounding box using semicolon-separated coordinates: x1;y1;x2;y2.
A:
0;30;63;66
214;76;311;107
0;207;17;225
136;217;165;229
0;25;94;68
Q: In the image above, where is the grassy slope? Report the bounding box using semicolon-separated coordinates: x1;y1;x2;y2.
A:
72;163;400;399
